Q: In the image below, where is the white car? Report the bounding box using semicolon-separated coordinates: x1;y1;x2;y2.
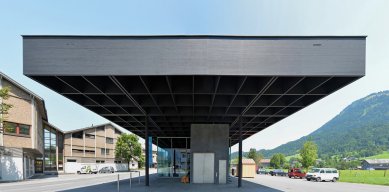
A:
77;165;98;174
306;168;339;182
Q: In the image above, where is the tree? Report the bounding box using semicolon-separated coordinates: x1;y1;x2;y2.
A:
0;86;12;154
300;140;318;170
246;148;263;166
0;86;12;124
270;153;286;169
137;154;145;168
115;134;142;169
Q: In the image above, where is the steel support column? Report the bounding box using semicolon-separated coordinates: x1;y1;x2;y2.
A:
238;117;243;187
145;115;150;186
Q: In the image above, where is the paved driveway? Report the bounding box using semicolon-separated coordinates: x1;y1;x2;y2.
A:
247;174;389;192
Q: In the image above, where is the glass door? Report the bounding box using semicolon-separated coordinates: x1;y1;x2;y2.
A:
157;137;190;178
35;159;43;173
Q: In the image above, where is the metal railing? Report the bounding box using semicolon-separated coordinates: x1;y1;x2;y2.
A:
117;171;141;191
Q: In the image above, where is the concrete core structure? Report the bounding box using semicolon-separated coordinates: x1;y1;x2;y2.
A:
191;124;229;184
22;35;366;187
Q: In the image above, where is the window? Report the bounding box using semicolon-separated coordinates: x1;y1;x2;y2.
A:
326;170;332;173
3;121;30;136
85;150;95;154
114;161;122;164
44;125;57;171
101;148;106;155
106;149;110;155
72;131;83;139
72;149;83;153
106;137;114;144
19;124;30;135
85;134;95;139
67;159;77;162
320;170;325;173
115;129;121;135
96;126;105;131
96;160;105;163
332;170;338;173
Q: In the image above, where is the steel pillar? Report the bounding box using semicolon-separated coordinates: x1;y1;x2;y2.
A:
145;116;149;186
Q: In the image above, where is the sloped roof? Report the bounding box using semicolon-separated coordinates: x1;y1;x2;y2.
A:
242;159;256;165
64;122;124;134
0;71;48;121
43;121;64;133
260;159;271;163
364;159;389;164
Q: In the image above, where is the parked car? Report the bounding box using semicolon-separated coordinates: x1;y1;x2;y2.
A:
306;168;339;182
99;166;115;173
256;168;267;174
77;165;98;174
288;168;306;179
270;169;286;176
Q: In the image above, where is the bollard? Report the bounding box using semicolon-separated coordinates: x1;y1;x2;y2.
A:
138;171;140;184
117;174;120;192
130;172;132;188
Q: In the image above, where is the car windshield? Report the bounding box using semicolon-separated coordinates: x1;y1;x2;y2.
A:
310;168;320;173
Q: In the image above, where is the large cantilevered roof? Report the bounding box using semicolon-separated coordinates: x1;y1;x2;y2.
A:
23;35;365;146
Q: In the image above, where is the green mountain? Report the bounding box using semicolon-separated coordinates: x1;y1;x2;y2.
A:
232;91;389;159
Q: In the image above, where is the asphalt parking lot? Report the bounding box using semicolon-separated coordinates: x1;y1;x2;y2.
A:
1;170;389;192
247;174;389;192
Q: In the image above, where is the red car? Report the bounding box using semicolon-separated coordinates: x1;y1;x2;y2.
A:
288;168;306;179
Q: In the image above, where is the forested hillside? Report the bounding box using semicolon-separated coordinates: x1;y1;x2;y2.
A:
233;91;389;159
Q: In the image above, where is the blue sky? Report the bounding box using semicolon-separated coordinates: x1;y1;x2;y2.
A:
1;0;389;152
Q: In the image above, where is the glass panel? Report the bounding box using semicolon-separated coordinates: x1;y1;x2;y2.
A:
157;138;172;177
58;133;64;151
157;137;190;178
172;138;188;177
19;124;30;135
106;137;113;144
50;153;57;170
3;122;17;134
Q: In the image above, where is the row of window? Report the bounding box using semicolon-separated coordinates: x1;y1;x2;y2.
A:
71;148;111;155
67;159;122;164
73;132;114;144
3;121;31;136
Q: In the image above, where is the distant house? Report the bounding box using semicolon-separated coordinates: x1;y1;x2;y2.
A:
259;159;271;168
362;159;389;170
342;157;358;162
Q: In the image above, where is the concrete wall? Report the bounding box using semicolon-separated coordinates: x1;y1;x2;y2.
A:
64;162;128;173
0;148;24;181
0;155;23;181
190;124;229;184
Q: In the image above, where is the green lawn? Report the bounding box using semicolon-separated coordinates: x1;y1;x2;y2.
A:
365;151;389;159
339;170;389;186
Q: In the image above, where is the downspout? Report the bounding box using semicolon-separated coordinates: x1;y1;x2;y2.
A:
0;76;3;180
0;75;3;147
